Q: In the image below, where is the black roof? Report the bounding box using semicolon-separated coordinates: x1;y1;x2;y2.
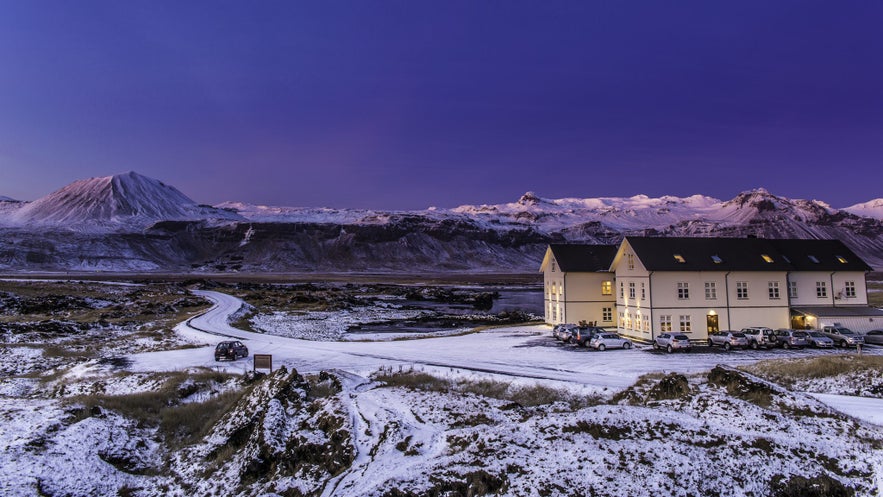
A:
549;244;617;272
624;237;872;272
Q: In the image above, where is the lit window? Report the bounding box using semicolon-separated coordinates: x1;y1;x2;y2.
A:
601;281;612;295
808;255;820;263
761;254;774;263
816;281;827;298
711;255;723;264
674;254;686;263
679;315;692;332
660;315;672;332
836;255;848;264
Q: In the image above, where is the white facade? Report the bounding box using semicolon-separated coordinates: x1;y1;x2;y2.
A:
541;247;616;326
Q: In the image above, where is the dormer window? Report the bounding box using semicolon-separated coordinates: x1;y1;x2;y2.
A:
808;255;820;264
781;255;791;263
836;255;848;264
673;254;686;263
761;254;774;263
711;255;723;264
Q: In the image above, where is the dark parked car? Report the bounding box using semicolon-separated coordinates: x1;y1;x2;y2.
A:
215;340;248;361
574;326;609;347
862;330;883;345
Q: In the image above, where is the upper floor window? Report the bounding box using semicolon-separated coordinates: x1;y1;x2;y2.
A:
736;281;749;300
761;254;774;263
711;255;723;264
816;281;827;298
627;253;635;270
844;281;856;298
788;281;798;299
601;281;613;295
641;282;646;300
619;282;624;298
836;255;848;264
673;254;686;263
628;282;636;299
551;260;556;272
808;255;820;264
705;282;717;300
768;281;780;299
677;282;689;300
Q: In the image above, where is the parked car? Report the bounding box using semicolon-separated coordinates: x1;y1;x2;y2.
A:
589;333;633;351
862;330;883;346
653;333;692;353
707;331;749;351
741;327;778;349
574;326;609;347
774;329;809;349
804;330;834;348
821;326;865;348
215;340;248;361
553;324;578;342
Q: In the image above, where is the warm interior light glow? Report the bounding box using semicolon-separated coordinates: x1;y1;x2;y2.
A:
674;254;686;263
761;254;774;263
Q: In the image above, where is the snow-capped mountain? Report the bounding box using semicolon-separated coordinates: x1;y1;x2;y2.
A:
4;171;241;230
0;173;881;271
0;195;17;202
845;199;883;220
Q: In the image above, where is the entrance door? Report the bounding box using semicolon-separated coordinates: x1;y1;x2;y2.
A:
706;314;719;333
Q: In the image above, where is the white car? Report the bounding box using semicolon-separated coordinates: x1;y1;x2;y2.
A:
590;333;633;351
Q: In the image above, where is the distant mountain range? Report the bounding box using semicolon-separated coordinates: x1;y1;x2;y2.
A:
1;172;881;272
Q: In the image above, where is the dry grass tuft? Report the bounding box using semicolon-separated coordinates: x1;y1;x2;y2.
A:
743;355;883;387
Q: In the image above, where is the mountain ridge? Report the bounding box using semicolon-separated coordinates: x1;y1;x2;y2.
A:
0;173;881;272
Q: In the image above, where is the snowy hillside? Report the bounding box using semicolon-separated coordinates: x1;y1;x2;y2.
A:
846;199;883;220
3;172;241;230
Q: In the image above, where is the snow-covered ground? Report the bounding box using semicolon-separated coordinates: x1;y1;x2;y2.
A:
4;288;883;496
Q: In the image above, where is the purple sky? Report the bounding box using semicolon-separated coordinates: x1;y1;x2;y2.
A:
1;1;881;209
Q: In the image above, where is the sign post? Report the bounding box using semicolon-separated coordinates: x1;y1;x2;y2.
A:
253;354;272;373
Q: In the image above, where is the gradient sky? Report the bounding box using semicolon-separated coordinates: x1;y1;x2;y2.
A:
1;1;881;209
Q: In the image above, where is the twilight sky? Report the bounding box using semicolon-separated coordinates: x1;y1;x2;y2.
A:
1;1;881;209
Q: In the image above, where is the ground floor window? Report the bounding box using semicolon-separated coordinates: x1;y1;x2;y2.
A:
602;307;612;322
660;315;672;332
679;315;692;332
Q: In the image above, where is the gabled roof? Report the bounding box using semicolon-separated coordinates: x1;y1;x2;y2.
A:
544;244;617;272
623;237;872;272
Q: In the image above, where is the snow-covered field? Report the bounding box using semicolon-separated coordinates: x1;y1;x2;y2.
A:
2;288;883;496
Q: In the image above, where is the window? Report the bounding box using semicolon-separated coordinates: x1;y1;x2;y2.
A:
641;282;646;300
635;314;642;331
601;281;612;295
768;281;780;299
816;281;827;298
808;255;820;264
788;281;798;299
628;282;636;299
619;282;624;298
626;312;633;329
705;282;717;300
736;281;749;300
660;315;672;332
844;281;856;298
761;254;774;263
551;261;556;272
643;319;650;332
677;282;689;300
602;307;612;322
679;315;692;333
836;255;848;264
673;254;686;263
711;255;723;264
627;253;635;270
551;305;557;321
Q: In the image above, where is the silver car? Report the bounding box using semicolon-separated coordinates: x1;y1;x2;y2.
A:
774;329;809;349
862;330;883;346
804;331;834;348
822;326;865;348
590;333;633;351
653;333;692;353
707;331;749;351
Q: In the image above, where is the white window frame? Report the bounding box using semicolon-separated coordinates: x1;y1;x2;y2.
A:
660;315;672;332
844;281;856;299
816;281;827;298
768;281;780;300
788;281;798;299
628;282;636;299
705;282;717;300
677;282;689;300
736;281;749;300
679;315;691;333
